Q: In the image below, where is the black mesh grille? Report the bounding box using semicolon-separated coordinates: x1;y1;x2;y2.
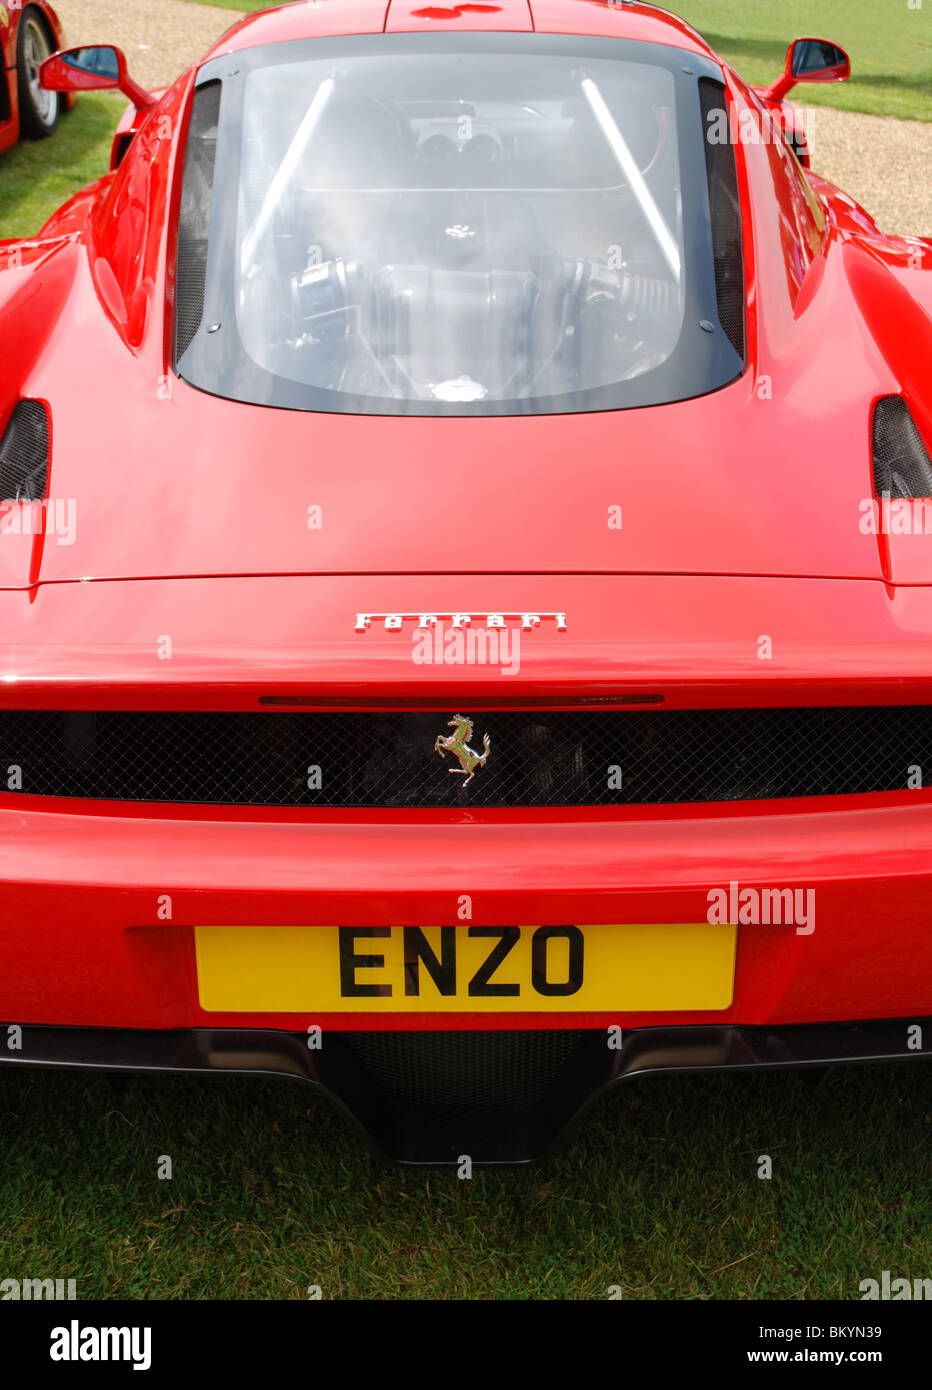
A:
2;707;931;807
174;82;221;363
341;1030;588;1108
0;400;49;501
698;78;745;360
325;1027;608;1160
872;396;932;499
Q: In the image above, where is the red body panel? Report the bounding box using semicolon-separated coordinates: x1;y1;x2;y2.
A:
3;572;932;702
4;787;932;1033
386;0;533;32
2;1;932;1055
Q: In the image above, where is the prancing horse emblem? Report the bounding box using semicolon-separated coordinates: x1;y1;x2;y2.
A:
434;714;491;788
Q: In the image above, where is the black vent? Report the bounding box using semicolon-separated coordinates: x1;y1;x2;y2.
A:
174;81;222;363
0;400;49;501
325;1028;607;1161
2;707;931;807
342;1030;588;1109
872;396;932;499
698;78;745;360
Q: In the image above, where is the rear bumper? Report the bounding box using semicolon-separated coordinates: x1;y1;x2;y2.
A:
3;1017;929;1164
3;792;932;1032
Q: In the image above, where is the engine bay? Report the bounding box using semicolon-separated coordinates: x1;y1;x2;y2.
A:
233;62;687;404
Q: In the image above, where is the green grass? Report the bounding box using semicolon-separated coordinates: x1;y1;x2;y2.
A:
673;1;931;121
2;1062;930;1298
0;94;122;241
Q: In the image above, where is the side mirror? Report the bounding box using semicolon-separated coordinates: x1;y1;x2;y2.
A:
40;45;156;109
763;36;851;103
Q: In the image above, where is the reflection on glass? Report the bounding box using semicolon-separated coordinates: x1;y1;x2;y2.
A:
63;46;120;80
792;41;845;78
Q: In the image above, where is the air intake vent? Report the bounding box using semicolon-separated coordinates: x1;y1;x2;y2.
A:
0;400;49;501
698;78;745;361
342;1030;589;1110
174;81;222;364
872;396;932;499
3;706;932;807
327;1029;607;1162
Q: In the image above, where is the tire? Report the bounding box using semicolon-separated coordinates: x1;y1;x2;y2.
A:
16;8;60;140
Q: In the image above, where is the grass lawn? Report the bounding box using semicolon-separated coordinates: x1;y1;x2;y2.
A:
0;94;122;241
677;0;932;121
2;1060;931;1298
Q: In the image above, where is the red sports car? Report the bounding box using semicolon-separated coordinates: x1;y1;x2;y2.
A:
0;1;68;151
1;1;931;1165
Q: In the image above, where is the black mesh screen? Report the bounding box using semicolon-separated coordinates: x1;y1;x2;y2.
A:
698;78;745;361
872;396;932;499
174;81;222;363
341;1030;589;1109
325;1027;608;1160
0;400;49;501
1;707;930;807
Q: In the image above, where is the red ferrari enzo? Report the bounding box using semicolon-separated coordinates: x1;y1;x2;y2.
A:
1;1;931;1164
0;1;68;151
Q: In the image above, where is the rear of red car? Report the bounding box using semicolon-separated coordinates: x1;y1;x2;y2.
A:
1;1;931;1163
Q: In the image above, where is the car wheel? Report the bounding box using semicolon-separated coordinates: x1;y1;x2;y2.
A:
16;9;60;139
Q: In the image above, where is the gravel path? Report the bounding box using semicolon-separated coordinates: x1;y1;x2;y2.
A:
54;0;931;237
54;0;238;93
805;104;932;238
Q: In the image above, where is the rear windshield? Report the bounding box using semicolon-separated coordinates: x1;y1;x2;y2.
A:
178;34;744;416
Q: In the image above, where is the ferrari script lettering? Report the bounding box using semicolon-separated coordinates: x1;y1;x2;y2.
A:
355;611;567;632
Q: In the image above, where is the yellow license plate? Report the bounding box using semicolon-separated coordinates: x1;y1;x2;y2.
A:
195;923;736;1013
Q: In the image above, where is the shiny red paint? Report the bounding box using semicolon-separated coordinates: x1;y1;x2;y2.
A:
530;0;711;54
388;1;531;32
4;790;932;1032
6;572;932;705
2;1;932;1043
0;0;68;154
